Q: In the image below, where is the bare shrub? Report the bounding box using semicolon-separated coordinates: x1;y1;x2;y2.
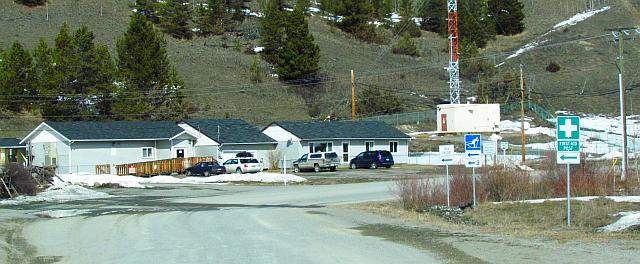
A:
267;150;283;170
481;166;534;201
396;176;446;210
5;163;38;196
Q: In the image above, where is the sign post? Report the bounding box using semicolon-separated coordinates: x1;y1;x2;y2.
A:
483;140;497;166
500;142;509;168
283;155;287;186
556;116;580;227
439;145;455;207
465;134;482;209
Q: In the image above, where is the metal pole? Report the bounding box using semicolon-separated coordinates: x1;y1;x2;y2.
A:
567;164;571;227
446;164;450;207
351;70;356;121
617;36;628;181
283;155;287;186
520;64;526;164
472;167;476;209
503;149;506;169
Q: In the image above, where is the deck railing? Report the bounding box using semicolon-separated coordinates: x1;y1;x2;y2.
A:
115;157;215;177
95;164;111;175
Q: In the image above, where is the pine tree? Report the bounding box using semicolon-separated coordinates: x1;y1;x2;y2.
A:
360;85;402;115
0;41;34;112
226;0;246;22
116;13;193;120
196;0;229;36
295;0;310;14
260;0;286;64
459;0;496;48
275;8;320;81
15;0;46;7
160;0;193;40
337;0;381;42
488;0;525;35
392;33;420;57
419;0;446;35
32;39;56;100
131;0;160;23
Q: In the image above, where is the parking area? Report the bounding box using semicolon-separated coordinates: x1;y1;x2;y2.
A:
292;165;441;184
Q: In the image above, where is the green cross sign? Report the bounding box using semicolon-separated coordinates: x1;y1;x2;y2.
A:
557;116;580;140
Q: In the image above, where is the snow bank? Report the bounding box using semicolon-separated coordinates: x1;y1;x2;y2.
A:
59;172;306;188
597;211;640;232
493;196;640;205
553;6;611;29
35;209;91;218
0;183;111;205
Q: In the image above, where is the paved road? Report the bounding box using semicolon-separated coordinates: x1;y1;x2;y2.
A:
1;182;442;264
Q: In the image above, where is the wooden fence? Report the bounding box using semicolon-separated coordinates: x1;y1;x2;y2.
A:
95;164;111;175
115;157;215;177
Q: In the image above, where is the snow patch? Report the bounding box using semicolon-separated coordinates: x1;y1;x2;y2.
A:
253;46;264;53
494;196;640;204
553;6;611;29
35;209;91;218
0;183;111;205
598;211;640;232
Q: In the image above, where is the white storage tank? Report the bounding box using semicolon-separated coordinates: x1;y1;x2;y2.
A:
436;104;501;133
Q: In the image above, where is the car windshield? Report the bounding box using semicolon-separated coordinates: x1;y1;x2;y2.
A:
240;159;259;164
325;153;338;159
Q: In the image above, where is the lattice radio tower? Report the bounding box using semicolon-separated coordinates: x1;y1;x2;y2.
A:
447;0;460;104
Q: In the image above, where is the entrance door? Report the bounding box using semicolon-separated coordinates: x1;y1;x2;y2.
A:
441;114;448;132
176;148;185;158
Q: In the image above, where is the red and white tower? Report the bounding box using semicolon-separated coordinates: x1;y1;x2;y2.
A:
447;0;460;104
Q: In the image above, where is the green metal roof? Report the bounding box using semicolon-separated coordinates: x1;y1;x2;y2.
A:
0;138;25;148
183;119;276;144
271;121;411;140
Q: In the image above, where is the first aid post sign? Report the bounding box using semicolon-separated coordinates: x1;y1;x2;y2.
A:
556;116;580;164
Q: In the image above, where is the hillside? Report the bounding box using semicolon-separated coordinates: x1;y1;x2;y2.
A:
1;0;640;138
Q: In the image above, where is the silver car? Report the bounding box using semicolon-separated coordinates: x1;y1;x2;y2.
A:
293;152;340;173
222;158;262;174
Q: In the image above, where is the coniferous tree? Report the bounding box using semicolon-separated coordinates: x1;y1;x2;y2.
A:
275;8;320;81
226;0;246;22
0;41;34;112
488;0;525;35
15;0;46;7
337;0;381;42
295;0;310;14
116;13;193;120
260;0;286;64
160;0;193;40
360;85;402;115
419;0;446;35
459;0;496;48
392;33;420;57
196;0;230;36
32;39;56;104
131;0;160;23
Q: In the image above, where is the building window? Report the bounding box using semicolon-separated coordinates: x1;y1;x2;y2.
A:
142;147;154;158
365;141;374;151
309;142;333;153
389;141;398;153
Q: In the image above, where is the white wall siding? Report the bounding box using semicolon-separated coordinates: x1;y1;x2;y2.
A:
262;125;300;142
178;123;219;146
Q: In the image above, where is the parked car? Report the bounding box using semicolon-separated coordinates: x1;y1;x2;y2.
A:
184;161;226;176
293;152;340;173
222;158;262;174
235;151;254;158
349;150;394;169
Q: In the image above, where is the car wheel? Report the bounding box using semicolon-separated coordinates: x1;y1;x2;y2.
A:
236;168;243;174
204;170;210;177
385;165;392;169
293;165;300;173
350;163;357;169
185;170;192;176
314;164;321;172
370;163;377;169
329;166;336;171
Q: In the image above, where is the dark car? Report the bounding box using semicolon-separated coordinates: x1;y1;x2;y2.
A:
349;150;394;169
185;161;226;176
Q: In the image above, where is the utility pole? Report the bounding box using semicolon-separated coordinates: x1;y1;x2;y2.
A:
351;70;356;121
610;28;640;181
520;64;526;164
447;0;460;104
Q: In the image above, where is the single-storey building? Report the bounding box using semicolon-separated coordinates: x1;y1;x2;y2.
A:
178;119;277;165
0;138;27;165
262;121;411;164
20;121;198;174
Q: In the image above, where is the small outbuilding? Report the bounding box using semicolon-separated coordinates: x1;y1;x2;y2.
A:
0;138;27;166
262;121;411;164
20;121;198;174
436;104;501;133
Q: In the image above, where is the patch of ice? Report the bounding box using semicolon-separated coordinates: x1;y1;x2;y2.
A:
597;211;640;232
35;209;91;218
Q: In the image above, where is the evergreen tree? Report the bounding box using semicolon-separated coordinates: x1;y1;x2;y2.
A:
32;39;56;103
360;85;402;115
0;41;34;112
392;33;420;57
275;8;320;80
295;0;310;14
131;0;160;23
160;0;193;40
196;0;229;36
15;0;46;7
337;0;381;42
488;0;525;35
260;0;286;64
459;0;496;48
419;0;446;35
116;13;193;120
226;0;246;22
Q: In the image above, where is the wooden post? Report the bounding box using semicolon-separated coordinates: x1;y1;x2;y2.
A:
1;178;13;198
351;70;356;121
520;64;526;164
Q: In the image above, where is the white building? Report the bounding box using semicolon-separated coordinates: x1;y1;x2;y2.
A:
262;121;411;164
436;104;501;133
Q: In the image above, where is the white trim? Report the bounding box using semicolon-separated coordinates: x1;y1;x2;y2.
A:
173;147;187;158
341;141;350;163
169;130;198;141
20;123;70;144
177;122;221;145
142;147;154;159
389;141;399;153
308;141;333;153
365;141;375;152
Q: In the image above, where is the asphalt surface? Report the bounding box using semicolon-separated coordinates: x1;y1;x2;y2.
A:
0;182;442;264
